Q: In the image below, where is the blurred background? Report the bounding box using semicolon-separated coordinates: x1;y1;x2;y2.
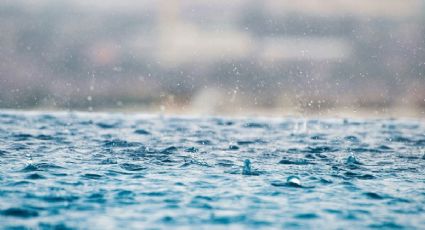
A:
1;0;424;117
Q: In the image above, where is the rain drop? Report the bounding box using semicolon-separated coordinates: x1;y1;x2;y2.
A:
287;176;301;186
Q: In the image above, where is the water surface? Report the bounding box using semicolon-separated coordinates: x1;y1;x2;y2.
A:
0;111;424;229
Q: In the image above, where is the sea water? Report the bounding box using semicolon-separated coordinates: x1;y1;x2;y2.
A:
0;111;424;229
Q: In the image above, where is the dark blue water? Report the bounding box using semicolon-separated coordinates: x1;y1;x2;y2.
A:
0;111;424;229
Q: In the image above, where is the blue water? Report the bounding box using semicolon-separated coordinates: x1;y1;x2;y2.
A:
0;111;424;229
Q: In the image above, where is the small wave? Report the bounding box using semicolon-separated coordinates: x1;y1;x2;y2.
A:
82;173;103;179
134;129;151;135
20;163;63;172
120;163;147;171
279;157;313;165
1;207;39;218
